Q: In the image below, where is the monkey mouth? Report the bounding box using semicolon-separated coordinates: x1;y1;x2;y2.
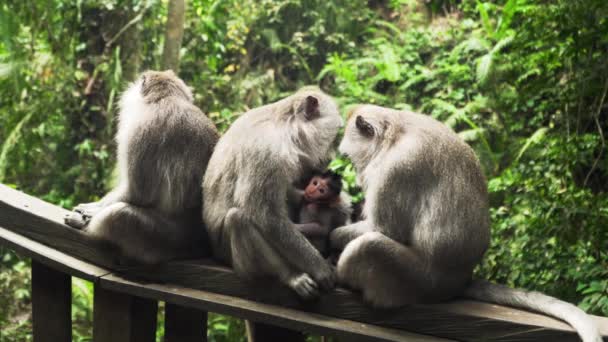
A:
303;192;315;201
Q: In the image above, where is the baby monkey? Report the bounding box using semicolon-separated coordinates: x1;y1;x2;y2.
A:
296;170;351;255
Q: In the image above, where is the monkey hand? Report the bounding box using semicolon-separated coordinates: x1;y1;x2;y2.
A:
310;260;336;292
289;273;320;299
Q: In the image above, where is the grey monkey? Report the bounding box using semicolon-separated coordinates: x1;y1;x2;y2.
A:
202;87;342;299
331;105;601;342
65;70;219;265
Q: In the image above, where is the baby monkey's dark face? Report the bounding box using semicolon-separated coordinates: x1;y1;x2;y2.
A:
304;173;342;203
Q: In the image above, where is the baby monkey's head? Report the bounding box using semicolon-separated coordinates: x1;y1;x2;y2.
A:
139;70;193;103
303;170;343;204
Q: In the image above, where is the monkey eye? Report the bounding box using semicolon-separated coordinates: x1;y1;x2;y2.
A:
313;181;318;186
319;188;325;194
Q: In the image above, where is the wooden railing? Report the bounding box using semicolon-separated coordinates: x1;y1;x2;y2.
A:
1;184;607;342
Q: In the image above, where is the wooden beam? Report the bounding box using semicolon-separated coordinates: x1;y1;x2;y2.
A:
100;273;446;342
93;285;158;342
0;226;109;281
0;185;116;270
2;184;608;341
164;303;207;342
32;260;72;342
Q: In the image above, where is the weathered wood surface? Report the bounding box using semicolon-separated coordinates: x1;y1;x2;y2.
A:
2;184;608;341
32;261;72;342
0;226;110;281
101;273;445;342
93;285;158;342
0;184;116;270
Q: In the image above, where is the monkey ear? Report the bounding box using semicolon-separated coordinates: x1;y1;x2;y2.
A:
304;95;320;120
355;115;375;137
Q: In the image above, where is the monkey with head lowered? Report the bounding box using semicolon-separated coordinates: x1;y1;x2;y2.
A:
330;105;601;342
292;170;351;256
203;87;343;299
64;70;219;266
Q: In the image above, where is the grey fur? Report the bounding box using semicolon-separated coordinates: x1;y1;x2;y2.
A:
65;70;219;265
202;87;342;299
331;104;600;342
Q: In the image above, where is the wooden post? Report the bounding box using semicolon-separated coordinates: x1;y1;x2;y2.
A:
32;261;72;342
164;303;207;342
93;285;158;342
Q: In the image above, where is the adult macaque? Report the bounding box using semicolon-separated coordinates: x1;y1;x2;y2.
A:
202;87;342;299
65;70;219;265
330;105;600;342
295;170;351;255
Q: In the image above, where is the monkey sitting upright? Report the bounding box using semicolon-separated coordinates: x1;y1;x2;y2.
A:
294;170;351;256
64;70;219;266
203;87;343;299
331;105;600;342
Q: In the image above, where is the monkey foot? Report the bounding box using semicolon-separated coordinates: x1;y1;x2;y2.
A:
289;273;320;299
64;211;90;229
74;202;103;217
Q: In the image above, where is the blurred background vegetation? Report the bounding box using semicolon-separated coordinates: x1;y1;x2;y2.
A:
1;0;607;340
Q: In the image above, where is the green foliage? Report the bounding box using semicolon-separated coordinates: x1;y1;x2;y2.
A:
1;0;607;340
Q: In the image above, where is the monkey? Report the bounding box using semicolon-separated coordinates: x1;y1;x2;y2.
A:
293;170;351;255
64;70;220;266
202;87;343;299
329;105;601;342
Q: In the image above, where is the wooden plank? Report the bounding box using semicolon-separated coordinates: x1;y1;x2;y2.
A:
164;303;207;342
100;273;452;342
2;184;608;341
93;285;158;342
0;185;116;270
32;260;72;342
120;261;608;342
0;226;110;281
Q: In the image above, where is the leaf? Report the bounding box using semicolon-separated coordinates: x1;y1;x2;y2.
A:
514;127;549;163
491;35;515;54
0;62;15;79
375;46;400;82
496;0;518;39
0;112;34;182
261;29;282;52
459;37;491;53
459;128;484;142
477;1;493;38
476;53;493;85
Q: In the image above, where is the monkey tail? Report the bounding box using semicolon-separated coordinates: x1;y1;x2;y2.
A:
464;279;602;342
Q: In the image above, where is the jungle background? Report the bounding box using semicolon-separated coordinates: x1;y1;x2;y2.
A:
1;0;607;340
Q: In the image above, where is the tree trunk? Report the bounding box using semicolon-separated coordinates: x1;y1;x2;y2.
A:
161;0;186;72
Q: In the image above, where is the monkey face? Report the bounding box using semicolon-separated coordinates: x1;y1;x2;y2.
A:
340;107;380;170
339;105;402;172
304;174;341;203
304;176;332;202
